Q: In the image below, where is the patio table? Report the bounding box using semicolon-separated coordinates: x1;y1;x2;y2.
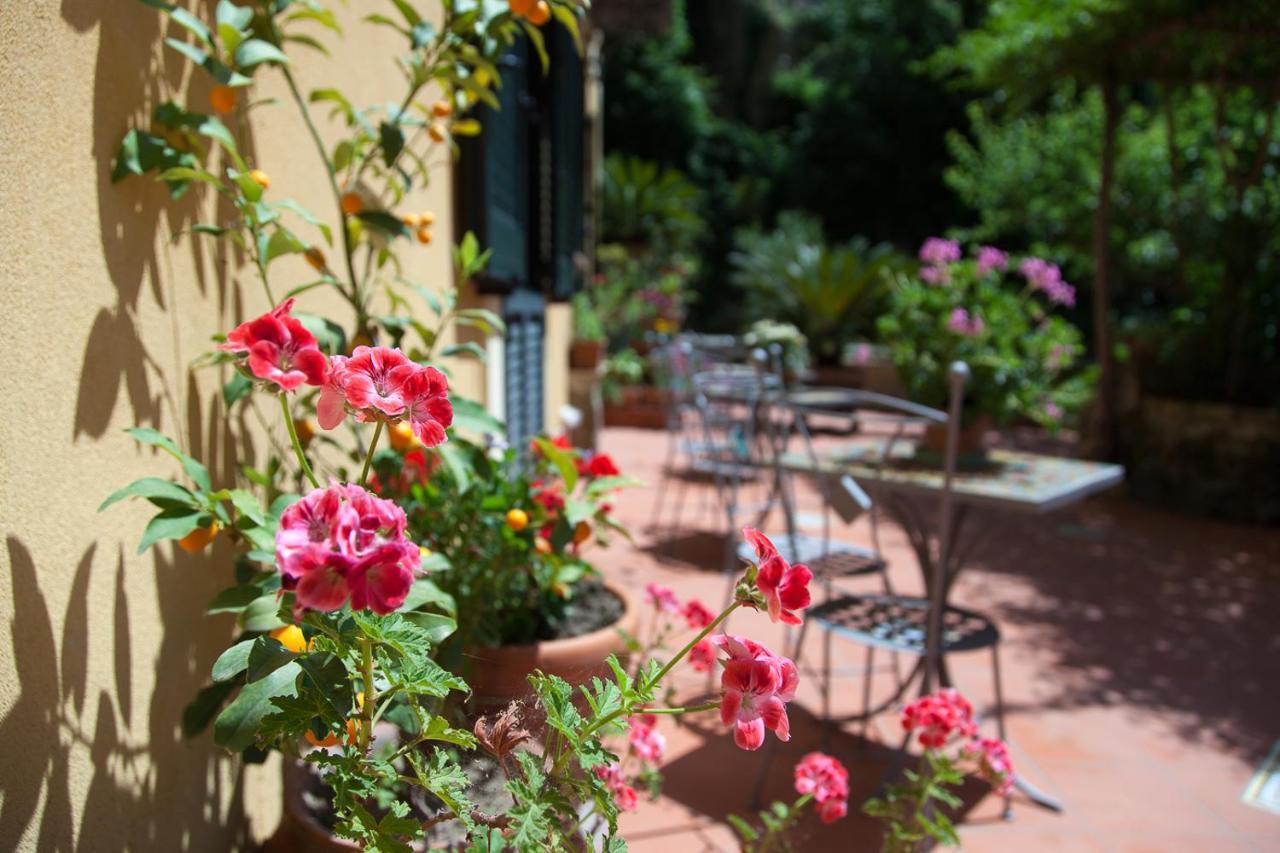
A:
777;439;1125;812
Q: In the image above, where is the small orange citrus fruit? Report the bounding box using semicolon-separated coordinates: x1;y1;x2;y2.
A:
506;508;529;532
305;728;340;748
420;211;437;226
294;418;316;448
401;212;421;229
209;85;237;114
509;0;536;16
270;624;307;654
249;169;270;189
416;226;433;245
388;421;418;451
534;536;552;555
178;521;220;554
340;191;364;216
528;0;551;25
428;122;447;143
431;100;453;118
573;520;592;545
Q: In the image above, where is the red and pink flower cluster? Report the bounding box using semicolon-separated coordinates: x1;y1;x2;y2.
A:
319;346;453;447
794;752;850;824
595;763;638;812
743;527;813;626
904;688;1016;795
276;483;420;615
712;634;799;751
627;711;666;765
219;297;328;391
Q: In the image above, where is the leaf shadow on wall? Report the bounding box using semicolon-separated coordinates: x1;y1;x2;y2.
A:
70;0;254;443
1;537;254;851
47;0;265;846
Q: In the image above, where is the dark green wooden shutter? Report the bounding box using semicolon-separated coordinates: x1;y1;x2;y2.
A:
549;26;585;301
458;42;530;290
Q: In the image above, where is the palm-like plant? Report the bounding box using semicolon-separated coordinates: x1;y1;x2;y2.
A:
731;212;907;364
601;154;704;252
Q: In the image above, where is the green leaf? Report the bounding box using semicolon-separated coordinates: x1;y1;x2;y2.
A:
355;210;410;239
297;652;352;719
387;0;421;27
533;437;578;492
125;427;212;491
435;441;472;494
99;477;196;512
182;679;238;738
213;661;301;751
215;0;253;31
585;475;642;498
168;7;214;47
264;227;307;262
379;121;405;167
727;814;759;842
455;307;507;336
222;371;253;408
418;714;478;748
226;489;266;525
246;635;297;681
449;396;504;437
138;508;209;554
211;639;255;682
239;594;286;632
234;38;290;68
397;577;456;616
165;36;210;66
400;611;457;645
207;583;267;614
438;342;486;360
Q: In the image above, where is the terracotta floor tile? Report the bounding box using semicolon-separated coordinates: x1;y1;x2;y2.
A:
590;427;1280;852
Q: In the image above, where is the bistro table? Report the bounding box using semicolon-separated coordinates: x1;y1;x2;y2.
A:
777;438;1125;813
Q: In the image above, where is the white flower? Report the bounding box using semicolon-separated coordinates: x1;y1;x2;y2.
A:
559;404;583;430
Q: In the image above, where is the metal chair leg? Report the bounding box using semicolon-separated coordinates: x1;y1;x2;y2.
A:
991;643;1013;821
860;644;876;741
820;622;834;752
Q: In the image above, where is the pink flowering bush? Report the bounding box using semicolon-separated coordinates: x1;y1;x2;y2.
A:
865;688;1017;851
730;751;852;848
879;238;1095;431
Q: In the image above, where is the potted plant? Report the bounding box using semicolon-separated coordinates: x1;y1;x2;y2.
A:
743;319;811;382
877;238;1095;456
365;425;642;705
570;291;607;369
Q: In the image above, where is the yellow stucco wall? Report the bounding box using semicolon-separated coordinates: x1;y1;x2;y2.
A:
0;4;469;849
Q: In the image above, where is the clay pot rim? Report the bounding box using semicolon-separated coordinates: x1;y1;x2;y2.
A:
468;580;638;659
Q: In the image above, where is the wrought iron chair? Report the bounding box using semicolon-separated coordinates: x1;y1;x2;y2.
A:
751;363;1014;819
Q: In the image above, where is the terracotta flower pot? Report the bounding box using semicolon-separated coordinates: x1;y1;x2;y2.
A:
922;417;990;457
465;582;639;707
569;339;605;370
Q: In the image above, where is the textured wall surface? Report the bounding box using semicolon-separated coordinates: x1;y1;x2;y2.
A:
0;3;463;849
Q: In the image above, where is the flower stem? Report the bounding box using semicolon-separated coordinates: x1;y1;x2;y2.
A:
644;602;739;692
280;393;320;489
642;702;720;716
359;637;376;753
359;420;384;487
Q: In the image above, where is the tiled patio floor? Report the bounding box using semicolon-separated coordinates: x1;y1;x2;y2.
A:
589;427;1280;852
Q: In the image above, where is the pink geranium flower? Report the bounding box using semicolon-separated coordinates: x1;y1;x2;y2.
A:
681;598;715;630
742;528;812;625
587;453;620;478
627;713;666;765
219;298;329;392
794;752;850;824
398;364;453;447
712;634;798;751
965;736;1016;796
595;763;639;811
902;688;978;748
341;345;415;418
688;638;716;673
276;483;419;615
645;583;680;614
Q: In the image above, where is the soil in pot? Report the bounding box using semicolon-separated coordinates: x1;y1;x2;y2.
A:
464;580;637;707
